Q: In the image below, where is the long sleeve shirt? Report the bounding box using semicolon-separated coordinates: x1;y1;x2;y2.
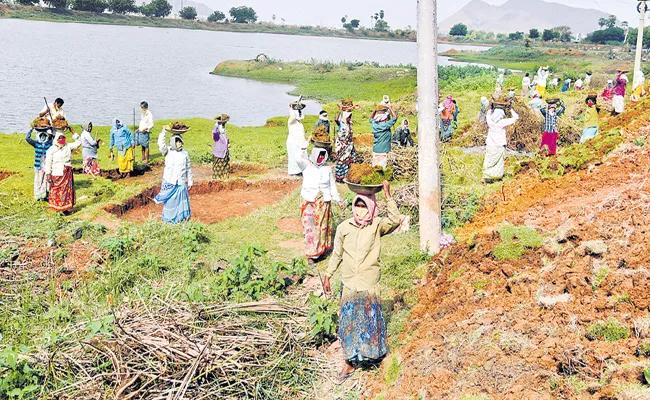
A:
370;117;397;154
296;157;340;202
158;131;193;186
583;106;599;128
25;129;52;170
44;140;82;176
485;110;519;147
109;126;134;151
540;104;566;133
614;74;628;96
80;130;99;160
392;126;414;147
139;110;154;132
325;199;402;291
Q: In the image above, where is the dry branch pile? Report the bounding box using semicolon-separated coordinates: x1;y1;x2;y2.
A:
45;299;316;400
355;146;418;181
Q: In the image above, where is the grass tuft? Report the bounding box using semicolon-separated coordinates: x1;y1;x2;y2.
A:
587;319;630;342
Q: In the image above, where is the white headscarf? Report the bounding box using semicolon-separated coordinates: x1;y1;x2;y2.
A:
291;109;304;121
491;109;505;123
480;96;489;108
309;147;328;166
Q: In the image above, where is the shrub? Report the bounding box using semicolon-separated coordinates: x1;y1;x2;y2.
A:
100;236;135;260
0;346;43;400
307;294;338;343
587;319;630;342
636;341;650;357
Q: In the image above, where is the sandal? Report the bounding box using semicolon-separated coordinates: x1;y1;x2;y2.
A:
334;371;354;385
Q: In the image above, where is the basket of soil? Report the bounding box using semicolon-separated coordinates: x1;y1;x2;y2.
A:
492;100;509;110
168;121;190;134
311;126;331;147
51;115;69;131
546;98;560;105
344;164;393;195
31;117;51;131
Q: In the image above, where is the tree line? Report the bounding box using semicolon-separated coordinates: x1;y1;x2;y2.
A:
448;14;632;46
12;0;258;23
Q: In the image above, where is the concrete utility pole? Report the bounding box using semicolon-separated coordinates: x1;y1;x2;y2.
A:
416;0;442;254
634;1;648;83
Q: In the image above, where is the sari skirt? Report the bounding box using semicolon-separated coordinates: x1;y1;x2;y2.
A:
613;95;625;113
581;127;599;144
34;167;49;201
83;157;100;176
339;286;389;364
440;119;454;142
49;166;75;212
482;145;506;180
154;180;191;223
300;195;332;259
335;147;356;183
540;131;559;155
117;147;134;173
212;152;230;180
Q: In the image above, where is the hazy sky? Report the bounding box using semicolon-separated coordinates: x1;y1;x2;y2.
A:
200;0;641;29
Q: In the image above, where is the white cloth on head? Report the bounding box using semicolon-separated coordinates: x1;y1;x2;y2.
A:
158;131;193;186
536;67;548;86
296;149;340;203
287;109;309;175
139;110;154;132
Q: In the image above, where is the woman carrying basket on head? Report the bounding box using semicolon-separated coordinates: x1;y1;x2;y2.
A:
44;127;82;214
287;100;309;176
212;114;231;180
333;99;358;183
154;127;193;223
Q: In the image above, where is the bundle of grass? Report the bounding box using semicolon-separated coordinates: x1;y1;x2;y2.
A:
312;125;330;143
346;163;393;185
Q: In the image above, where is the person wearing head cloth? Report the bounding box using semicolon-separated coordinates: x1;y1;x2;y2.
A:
612;69;629;115
135;101;154;165
153;127;193;223
561;78;572;93
549;77;559;90
108;118;135;178
438;95;456;143
295;148;344;267
536;66;549;98
25;124;53;200
540;100;566;156
287;100;309;176
585;72;592;88
80;122;101;179
496;73;504;90
314;110;331;135
528;91;544;113
323;181;402;385
601;79;615;101
333;100;358;183
581;95;600;144
521;73;531;98
631;70;646;102
574;78;583;91
391;119;414;147
482;106;519;183
44;129;82;213
370;104;398;168
212;114;231;180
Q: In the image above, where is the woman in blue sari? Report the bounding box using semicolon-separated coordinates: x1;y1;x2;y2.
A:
108;118;135;178
153;128;193;223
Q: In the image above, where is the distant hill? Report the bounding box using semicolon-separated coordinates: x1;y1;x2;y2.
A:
440;0;609;35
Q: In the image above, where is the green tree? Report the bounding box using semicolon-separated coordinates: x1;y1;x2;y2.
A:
542;29;555;41
374;19;389;32
627;27;650;48
229;6;257;23
379;9;384;19
341;15;346;24
590;27;626;43
509;31;524;40
207;10;225;22
179;6;196;20
449;23;468;36
71;0;106;12
529;28;539;39
350;19;360;28
16;0;40;5
599;14;617;29
140;0;171;17
107;0;135;14
43;0;69;9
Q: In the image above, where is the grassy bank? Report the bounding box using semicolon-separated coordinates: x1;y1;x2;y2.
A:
0;5;415;42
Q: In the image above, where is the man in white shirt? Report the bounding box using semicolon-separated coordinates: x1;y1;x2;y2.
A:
39;98;65;120
135;101;154;165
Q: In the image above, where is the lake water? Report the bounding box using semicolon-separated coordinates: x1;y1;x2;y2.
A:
0;19;488;133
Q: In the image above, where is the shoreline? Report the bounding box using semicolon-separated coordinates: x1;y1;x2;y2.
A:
1;7;495;46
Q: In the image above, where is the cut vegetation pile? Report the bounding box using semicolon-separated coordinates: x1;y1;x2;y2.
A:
43;299;316;399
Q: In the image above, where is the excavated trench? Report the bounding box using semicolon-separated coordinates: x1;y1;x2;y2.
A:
104;179;299;224
0;170;16;181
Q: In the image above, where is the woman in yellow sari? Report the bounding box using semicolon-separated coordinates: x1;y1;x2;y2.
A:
109;118;135;178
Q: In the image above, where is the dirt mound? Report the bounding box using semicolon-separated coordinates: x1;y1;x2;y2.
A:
105;179;299;224
367;126;650;398
0;170;16;181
